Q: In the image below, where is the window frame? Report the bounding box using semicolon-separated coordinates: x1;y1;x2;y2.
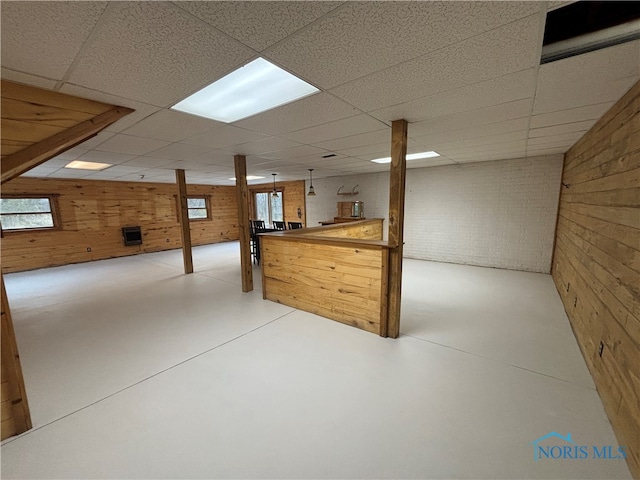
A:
175;195;212;222
0;194;61;234
252;188;285;227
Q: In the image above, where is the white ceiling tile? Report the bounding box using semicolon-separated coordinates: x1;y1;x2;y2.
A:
122;109;222;142
336;142;390;158
407;158;457;169
144;143;216;161
330;14;541;112
46;168;93;179
181;125;268;148
120;156;178;168
259;145;329;161
187;150;238;166
527;132;586;146
533;40;640;114
409;99;533;137
176;1;340;52
436;140;528;156
370;68;537;124
266;1;541;88
20;166;59;178
68;2;255;106
529;102;612;128
95;134;170;156
0;2;108;80
233;93;359;135
283;115;387;144
1;69;57;90
58;84;162;133
526;146;568;156
454;152;527;163
312;130;394;152
431;131;528;150
529;120;594;138
75;131;116;150
414;117;530;145
232;137;302;156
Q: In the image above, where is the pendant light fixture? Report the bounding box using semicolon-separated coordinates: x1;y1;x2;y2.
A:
271;173;279;198
307;168;316;196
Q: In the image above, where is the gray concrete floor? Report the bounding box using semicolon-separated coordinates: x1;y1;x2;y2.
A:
1;242;630;479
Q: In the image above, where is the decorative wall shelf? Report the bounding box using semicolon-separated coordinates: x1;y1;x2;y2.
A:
337;185;359;196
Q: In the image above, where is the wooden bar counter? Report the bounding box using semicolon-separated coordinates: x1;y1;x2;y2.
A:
259;219;396;336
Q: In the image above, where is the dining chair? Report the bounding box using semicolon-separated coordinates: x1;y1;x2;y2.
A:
273;221;286;230
288;222;303;229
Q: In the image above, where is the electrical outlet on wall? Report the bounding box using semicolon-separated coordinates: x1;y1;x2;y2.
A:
86;247;91;252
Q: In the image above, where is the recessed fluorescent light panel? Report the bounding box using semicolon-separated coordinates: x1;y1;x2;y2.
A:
371;151;440;164
64;160;112;170
172;58;320;123
229;176;265;181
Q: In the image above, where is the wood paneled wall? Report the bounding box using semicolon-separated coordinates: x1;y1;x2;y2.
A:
248;180;306;226
261;219;390;335
552;81;639;478
1;274;31;440
1;177;239;273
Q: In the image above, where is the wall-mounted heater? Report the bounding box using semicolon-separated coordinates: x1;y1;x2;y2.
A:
122;226;142;246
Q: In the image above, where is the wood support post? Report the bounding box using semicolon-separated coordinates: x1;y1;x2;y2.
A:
385;119;408;338
234;155;253;292
1;273;32;440
175;169;194;274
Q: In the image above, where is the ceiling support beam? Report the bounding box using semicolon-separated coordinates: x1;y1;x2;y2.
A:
175;169;194;274
385;119;408;338
1;105;133;185
234;155;254;292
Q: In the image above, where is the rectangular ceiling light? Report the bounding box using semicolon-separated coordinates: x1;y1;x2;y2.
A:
172;58;320;123
371;151;440;164
229;175;265;181
64;160;112;170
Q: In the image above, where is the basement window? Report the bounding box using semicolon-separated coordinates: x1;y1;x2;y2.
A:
187;197;210;220
0;196;58;232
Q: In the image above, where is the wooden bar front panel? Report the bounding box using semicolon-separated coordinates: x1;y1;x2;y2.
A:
260;219;389;335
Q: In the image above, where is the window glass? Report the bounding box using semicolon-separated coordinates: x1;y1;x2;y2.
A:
0;198;55;231
254;191;283;226
186;197;209;220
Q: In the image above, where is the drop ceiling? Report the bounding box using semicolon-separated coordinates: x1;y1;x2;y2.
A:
1;1;638;185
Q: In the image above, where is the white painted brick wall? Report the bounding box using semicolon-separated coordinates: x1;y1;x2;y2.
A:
306;155;563;273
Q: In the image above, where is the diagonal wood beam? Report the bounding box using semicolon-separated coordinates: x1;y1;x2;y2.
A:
1;106;134;185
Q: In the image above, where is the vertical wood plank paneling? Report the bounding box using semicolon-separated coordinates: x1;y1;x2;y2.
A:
552;80;640;479
175;169;193;274
1;177;239;273
234;154;253;292
261;219;388;335
0;273;31;440
386;119;408;339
